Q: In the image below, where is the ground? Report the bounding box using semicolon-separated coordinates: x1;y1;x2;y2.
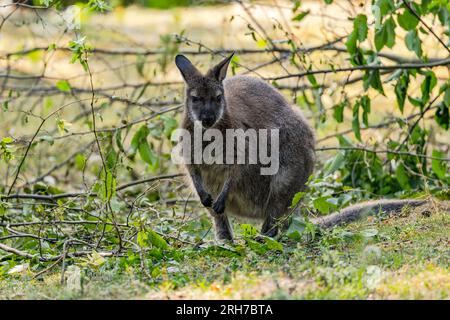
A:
1;201;448;300
0;2;449;300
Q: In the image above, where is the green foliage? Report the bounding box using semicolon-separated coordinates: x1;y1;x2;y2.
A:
137;228;169;249
292;10;310;22
0;137;14;162
68;37;91;71
397;4;420;31
394;70;410;113
131;125;159;170
345;14;368;65
56;80;72;92
1;0;449;300
405;29;423;58
375;15;396;51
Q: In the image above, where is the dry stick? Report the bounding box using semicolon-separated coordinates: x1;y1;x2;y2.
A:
32;104;182;145
0;220;195;246
60;241;70;284
6;98;96;195
32;254;65;279
83;51;123;251
402;0;450;54
20;140;96;187
0;242;126;262
398;94;443;148
317;105;439;144
264;58;450;81
383;92;445;167
317;146;450;161
0;3;19;31
2;44;436;67
0;243;37;260
1;173;183;201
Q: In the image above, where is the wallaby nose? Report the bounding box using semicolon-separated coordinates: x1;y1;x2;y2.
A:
200;115;216;127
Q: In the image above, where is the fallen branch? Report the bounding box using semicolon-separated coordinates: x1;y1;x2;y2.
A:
317;146;450;161
264;58;450;81
1;173;184;201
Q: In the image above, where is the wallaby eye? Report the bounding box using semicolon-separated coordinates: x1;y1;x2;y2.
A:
191;96;202;103
216;94;223;103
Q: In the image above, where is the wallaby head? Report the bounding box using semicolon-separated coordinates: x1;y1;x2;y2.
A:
175;53;234;128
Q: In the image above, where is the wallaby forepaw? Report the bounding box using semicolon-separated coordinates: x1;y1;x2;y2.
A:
212;199;225;215
200;193;213;208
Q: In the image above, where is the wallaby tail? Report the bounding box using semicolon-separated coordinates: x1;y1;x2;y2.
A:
311;199;427;229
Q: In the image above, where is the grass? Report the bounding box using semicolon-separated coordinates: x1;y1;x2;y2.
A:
1;201;448;300
0;2;449;300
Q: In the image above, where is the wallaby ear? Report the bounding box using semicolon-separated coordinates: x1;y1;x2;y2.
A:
206;53;234;82
175;55;201;83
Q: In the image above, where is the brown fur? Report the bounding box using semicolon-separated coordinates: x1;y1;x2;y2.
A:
174;54;427;241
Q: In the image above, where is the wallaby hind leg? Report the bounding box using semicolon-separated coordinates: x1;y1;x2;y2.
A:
209;210;233;241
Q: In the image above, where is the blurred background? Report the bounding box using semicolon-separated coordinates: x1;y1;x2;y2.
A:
0;0;449;299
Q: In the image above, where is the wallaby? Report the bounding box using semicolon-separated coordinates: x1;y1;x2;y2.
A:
174;53;426;241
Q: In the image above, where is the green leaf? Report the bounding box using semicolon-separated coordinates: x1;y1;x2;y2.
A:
384;17;396;48
354;14;368;42
138;140;158;167
291;191;306;208
131;125;150;154
333;100;347;123
374;24;387;51
147;229;169;250
286;217;307;240
240;224;258;237
292;10;310;22
39;135;54;145
0;137;14;162
346;15;368;55
352;101;362;141
420;71;437;104
99;170;116;202
396;164;411;190
324;152;345;176
395;71;410;113
408;95;423;108
264;237;283;252
376;0;395;16
372;4;382;29
361;95;371;127
345;29;358;54
313;196;337;214
105;146;118;171
364;69;385;95
56;80;71;92
161;115;178;139
137;230;148;247
245;239;268;255
115;129;125;153
74;153;86;170
444;84;450;107
431;150;447;179
397;8;420;30
435;102;449;130
405;29;422;58
306;73;318;87
337;134;354;147
1;137;13;144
